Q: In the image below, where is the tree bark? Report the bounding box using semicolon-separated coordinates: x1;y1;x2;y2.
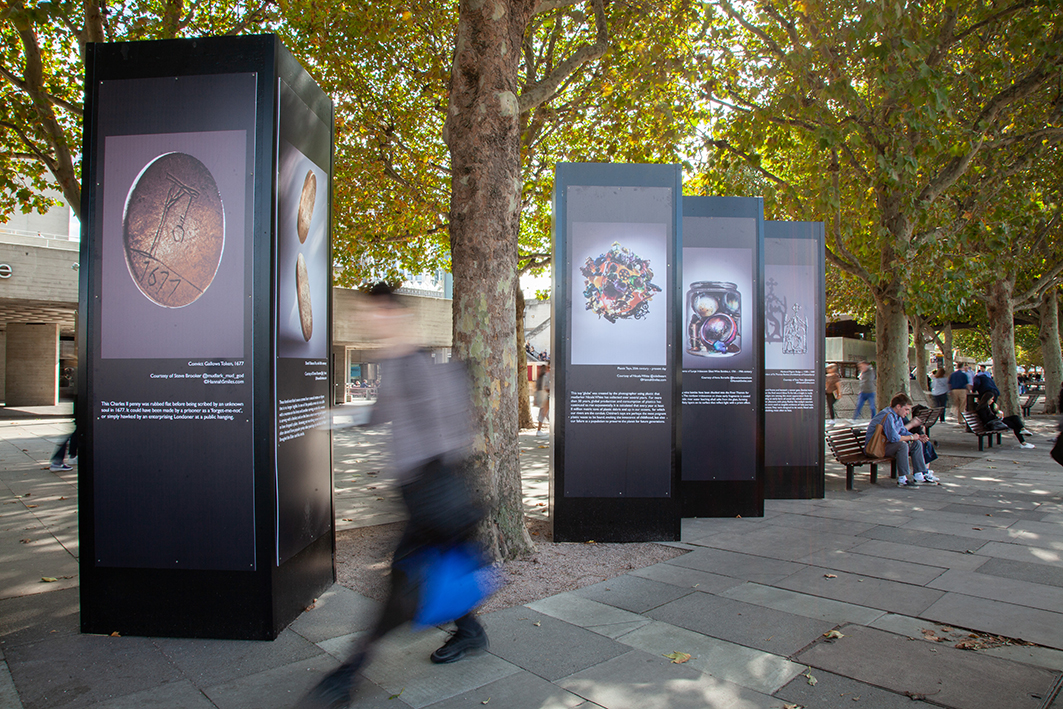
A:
985;278;1020;417
873;290;910;406
943;323;953;374
446;0;536;560
1039;288;1063;415
516;287;534;428
910;313;928;403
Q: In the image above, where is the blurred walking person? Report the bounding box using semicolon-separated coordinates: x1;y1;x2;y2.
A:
299;284;493;709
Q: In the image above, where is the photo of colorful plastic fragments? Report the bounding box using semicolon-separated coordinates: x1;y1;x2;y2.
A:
580;241;662;323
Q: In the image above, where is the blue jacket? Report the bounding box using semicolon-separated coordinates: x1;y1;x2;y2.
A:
973;372;999;398
948;370;969;391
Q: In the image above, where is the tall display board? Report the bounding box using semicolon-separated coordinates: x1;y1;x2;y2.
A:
680;197;765;517
762;221;825;498
552;163;682;542
79;35;334;640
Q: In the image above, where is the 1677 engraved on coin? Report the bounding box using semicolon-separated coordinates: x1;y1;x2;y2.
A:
123;152;225;308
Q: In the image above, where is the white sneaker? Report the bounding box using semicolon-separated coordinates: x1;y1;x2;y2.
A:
1020;442;1035;449
922;471;940;484
912;473;930;485
535;430;547;437
897;476;913;487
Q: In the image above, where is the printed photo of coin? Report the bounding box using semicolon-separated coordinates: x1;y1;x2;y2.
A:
296;252;313;341
123;152;225;308
297;170;316;243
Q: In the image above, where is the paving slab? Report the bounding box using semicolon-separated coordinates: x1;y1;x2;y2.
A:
627;561;745;595
481;607;630;681
0;660;21;709
526;592;651;638
773;667;924;708
421;669;586;709
938;501;1049;521
287;583;383;643
690;524;863;562
95;679;217;708
975;556;1063;588
754;512;878;536
926;568;1063;613
4;633;184;709
843;538;989;571
558;649;777;709
615;620;803;695
856;524;987;553
155;628;327;687
794;623;1056;709
646;593;834;657
207;656;409;709
920;592;1063;650
794;547;947;585
664;547;804;584
773;565;945;616
360;629;521;709
982;643;1063;672
0;587;79;649
571;574;696;614
719;582;885;626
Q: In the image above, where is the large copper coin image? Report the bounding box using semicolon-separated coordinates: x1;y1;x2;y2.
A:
296;252;313;341
297;170;316;244
123;152;225;308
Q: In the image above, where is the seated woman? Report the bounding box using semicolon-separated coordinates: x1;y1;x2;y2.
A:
975;391;1034;448
865;393;940;487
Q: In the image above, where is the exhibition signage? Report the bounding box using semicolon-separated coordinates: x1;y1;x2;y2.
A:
79;35;334;639
551;163;682;542
762;221;826;498
680;197;765;517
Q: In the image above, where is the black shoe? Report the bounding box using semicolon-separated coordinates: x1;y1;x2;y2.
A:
430;629;488;664
297;663;357;709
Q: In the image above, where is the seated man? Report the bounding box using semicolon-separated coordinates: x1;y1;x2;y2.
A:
865;393;940;487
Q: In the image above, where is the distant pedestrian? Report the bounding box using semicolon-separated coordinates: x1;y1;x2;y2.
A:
535;364;550;437
865;393;938;487
825;364;841;421
50;394;77;472
948;365;971;423
930;368;949;421
853;361;876;420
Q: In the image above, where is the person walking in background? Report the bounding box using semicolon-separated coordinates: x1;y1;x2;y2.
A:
825;364;841;422
865;393;938;487
853;361;876;421
50;394;77;471
948;364;971;423
535;364;550;437
300;284;492;709
930;367;949;422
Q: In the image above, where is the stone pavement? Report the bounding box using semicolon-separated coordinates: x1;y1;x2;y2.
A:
1;404;1062;709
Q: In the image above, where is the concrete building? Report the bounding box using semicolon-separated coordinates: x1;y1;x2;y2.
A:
0;197;79;406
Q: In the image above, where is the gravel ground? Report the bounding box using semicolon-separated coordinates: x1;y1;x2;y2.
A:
335;517;686;614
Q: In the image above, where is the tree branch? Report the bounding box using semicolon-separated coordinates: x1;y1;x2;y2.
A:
519;0;608;113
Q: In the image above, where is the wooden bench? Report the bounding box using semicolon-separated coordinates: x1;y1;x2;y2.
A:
915;406;945;441
962;411;1003;451
826;426;897;490
1021;390;1042;417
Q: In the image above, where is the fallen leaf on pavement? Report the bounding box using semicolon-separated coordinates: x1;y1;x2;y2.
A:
824;574;837;578
110;631;120;637
19;539;30;544
823;630;845;639
388;688;404;700
803;668;817;685
783;704;804;709
41;577;57;583
481;698;491;705
663;651;692;664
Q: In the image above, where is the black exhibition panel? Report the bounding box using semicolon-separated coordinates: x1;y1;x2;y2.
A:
762;221;826;499
680;197;765;518
78;34;335;640
551;163;683;542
